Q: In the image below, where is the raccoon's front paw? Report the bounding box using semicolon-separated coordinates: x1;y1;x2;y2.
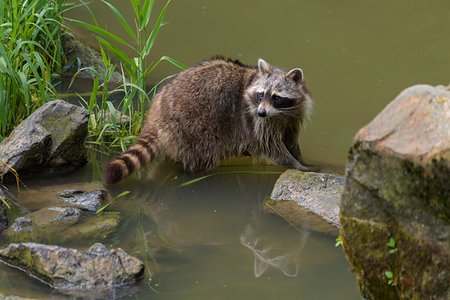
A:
296;162;320;172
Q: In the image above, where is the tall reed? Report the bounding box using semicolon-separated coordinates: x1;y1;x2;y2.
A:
67;0;186;151
0;0;67;141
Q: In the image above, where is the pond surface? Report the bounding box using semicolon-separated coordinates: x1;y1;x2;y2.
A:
66;0;450;166
1;0;449;299
0;157;359;299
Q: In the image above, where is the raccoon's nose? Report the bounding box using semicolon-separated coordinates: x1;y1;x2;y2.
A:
258;109;267;117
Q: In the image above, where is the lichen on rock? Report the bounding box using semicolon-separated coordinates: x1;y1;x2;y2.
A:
0;100;89;180
340;84;450;299
0;242;144;296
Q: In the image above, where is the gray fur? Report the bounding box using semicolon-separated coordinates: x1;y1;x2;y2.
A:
105;57;313;184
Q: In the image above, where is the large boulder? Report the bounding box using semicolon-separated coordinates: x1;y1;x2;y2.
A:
0;100;89;180
0;242;144;295
267;170;344;235
340;84;449;299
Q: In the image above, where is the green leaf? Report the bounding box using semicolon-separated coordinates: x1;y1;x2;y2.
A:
385;271;393;279
67;18;133;49
160;55;188;70
387;237;396;248
177;171;283;188
141;0;156;30
101;0;137;42
142;0;171;57
96;191;131;213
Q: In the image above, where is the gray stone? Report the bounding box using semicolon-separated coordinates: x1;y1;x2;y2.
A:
267;170;344;234
4;207;119;243
10;217;35;232
61;32;123;87
0;242;144;294
0;100;89;180
340;84;450;299
57;189;106;212
0;187;9;232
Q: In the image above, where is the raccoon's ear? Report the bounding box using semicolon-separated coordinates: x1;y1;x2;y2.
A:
258;58;272;76
286;68;304;84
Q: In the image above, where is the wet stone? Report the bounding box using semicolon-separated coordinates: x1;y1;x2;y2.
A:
268;170;344;235
57;189;106;212
10;217;35;232
0;242;144;296
3;207;119;244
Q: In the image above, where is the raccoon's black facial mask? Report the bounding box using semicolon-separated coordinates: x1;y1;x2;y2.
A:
272;94;294;109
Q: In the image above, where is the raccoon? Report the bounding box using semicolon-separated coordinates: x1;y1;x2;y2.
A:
105;57;313;184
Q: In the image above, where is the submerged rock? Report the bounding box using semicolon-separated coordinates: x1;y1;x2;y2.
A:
10;217;35;232
57;189;106;212
340;84;450;299
267;170;344;235
0;242;144;292
0;100;89;180
5;207;119;243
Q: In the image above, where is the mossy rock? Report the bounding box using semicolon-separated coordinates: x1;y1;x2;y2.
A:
4;207;120;244
0;100;89;180
340;84;450;299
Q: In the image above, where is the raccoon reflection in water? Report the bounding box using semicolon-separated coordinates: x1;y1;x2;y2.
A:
105;57;314;184
240;220;309;278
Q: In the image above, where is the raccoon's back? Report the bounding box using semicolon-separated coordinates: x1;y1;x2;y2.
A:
148;60;254;170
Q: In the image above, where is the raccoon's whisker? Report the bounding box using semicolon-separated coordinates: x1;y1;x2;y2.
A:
278;104;303;111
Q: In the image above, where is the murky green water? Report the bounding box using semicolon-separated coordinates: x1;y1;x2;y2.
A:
1;0;449;299
0;158;359;299
67;0;450;166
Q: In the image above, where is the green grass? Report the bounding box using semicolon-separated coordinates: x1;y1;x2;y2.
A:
0;0;67;141
67;0;186;151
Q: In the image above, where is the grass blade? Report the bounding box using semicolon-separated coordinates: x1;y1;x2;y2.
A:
96;190;131;213
142;0;170;57
101;0;137;42
177;171;283;188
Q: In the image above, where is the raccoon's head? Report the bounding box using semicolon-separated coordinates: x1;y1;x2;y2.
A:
245;58;312;121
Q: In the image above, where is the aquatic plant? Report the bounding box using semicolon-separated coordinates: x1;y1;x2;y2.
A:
0;0;67;141
67;0;186;151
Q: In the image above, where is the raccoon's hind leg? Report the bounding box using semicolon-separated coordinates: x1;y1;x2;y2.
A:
104;134;159;184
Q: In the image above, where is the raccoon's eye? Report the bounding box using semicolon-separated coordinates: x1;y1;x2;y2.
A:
273;95;294;108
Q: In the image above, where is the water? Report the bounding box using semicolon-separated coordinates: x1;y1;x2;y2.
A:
1;0;449;298
66;0;450;166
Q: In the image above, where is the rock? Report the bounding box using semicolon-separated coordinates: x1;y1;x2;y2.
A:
0;187;10;232
0;242;144;294
5;207;119;243
0;295;36;300
18;182;105;211
10;217;35;232
267;170;344;235
340;84;450;299
61;32;123;87
0;100;89;180
57;189;106;211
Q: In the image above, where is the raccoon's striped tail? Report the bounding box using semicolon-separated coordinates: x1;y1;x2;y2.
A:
104;135;159;184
